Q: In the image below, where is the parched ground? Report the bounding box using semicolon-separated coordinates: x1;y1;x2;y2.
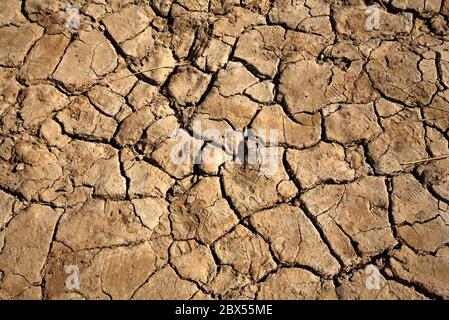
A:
0;0;449;300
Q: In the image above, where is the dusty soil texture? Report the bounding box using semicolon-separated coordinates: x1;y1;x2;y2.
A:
1;0;449;300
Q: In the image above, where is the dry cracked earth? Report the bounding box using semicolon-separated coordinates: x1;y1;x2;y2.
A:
1;0;449;300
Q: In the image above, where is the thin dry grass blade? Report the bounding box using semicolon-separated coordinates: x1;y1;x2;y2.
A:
108;62;190;82
401;154;449;165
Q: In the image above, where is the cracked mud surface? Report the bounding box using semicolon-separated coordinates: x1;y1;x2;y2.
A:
1;0;449;300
